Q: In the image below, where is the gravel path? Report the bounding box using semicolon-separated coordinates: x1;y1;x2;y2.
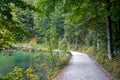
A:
53;51;109;80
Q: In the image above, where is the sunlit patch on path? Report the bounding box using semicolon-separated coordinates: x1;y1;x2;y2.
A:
53;51;109;80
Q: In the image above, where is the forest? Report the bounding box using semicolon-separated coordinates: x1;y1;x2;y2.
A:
0;0;120;80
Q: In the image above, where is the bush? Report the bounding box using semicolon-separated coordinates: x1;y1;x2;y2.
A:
4;66;38;80
27;51;72;80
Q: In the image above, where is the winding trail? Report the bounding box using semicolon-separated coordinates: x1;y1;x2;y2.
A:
53;51;110;80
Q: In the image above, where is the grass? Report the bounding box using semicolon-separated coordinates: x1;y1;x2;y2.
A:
93;53;120;80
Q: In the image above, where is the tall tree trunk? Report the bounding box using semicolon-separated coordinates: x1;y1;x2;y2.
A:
118;20;120;40
106;0;114;59
97;32;100;50
75;36;78;49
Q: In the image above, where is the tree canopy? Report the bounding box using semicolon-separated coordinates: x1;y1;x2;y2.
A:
0;0;120;58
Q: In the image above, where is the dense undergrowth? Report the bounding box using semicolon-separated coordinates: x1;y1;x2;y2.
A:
68;45;120;80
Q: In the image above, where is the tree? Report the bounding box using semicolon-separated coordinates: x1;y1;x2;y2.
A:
106;0;114;59
35;0;120;58
0;0;34;48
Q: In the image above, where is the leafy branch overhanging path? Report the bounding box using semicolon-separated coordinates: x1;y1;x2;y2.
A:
53;51;110;80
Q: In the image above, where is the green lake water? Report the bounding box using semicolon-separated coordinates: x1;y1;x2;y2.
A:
0;50;34;77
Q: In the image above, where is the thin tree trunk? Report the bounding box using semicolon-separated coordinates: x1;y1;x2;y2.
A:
118;20;120;40
75;36;78;49
97;32;100;50
106;0;114;59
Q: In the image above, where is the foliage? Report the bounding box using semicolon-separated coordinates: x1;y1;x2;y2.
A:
0;29;14;48
58;38;67;51
33;51;71;80
0;43;71;80
0;0;34;21
35;0;120;58
0;0;35;48
0;0;120;79
4;66;38;80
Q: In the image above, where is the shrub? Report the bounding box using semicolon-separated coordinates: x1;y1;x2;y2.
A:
4;66;38;80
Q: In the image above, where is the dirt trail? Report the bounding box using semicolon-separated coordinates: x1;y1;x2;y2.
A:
53;51;109;80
